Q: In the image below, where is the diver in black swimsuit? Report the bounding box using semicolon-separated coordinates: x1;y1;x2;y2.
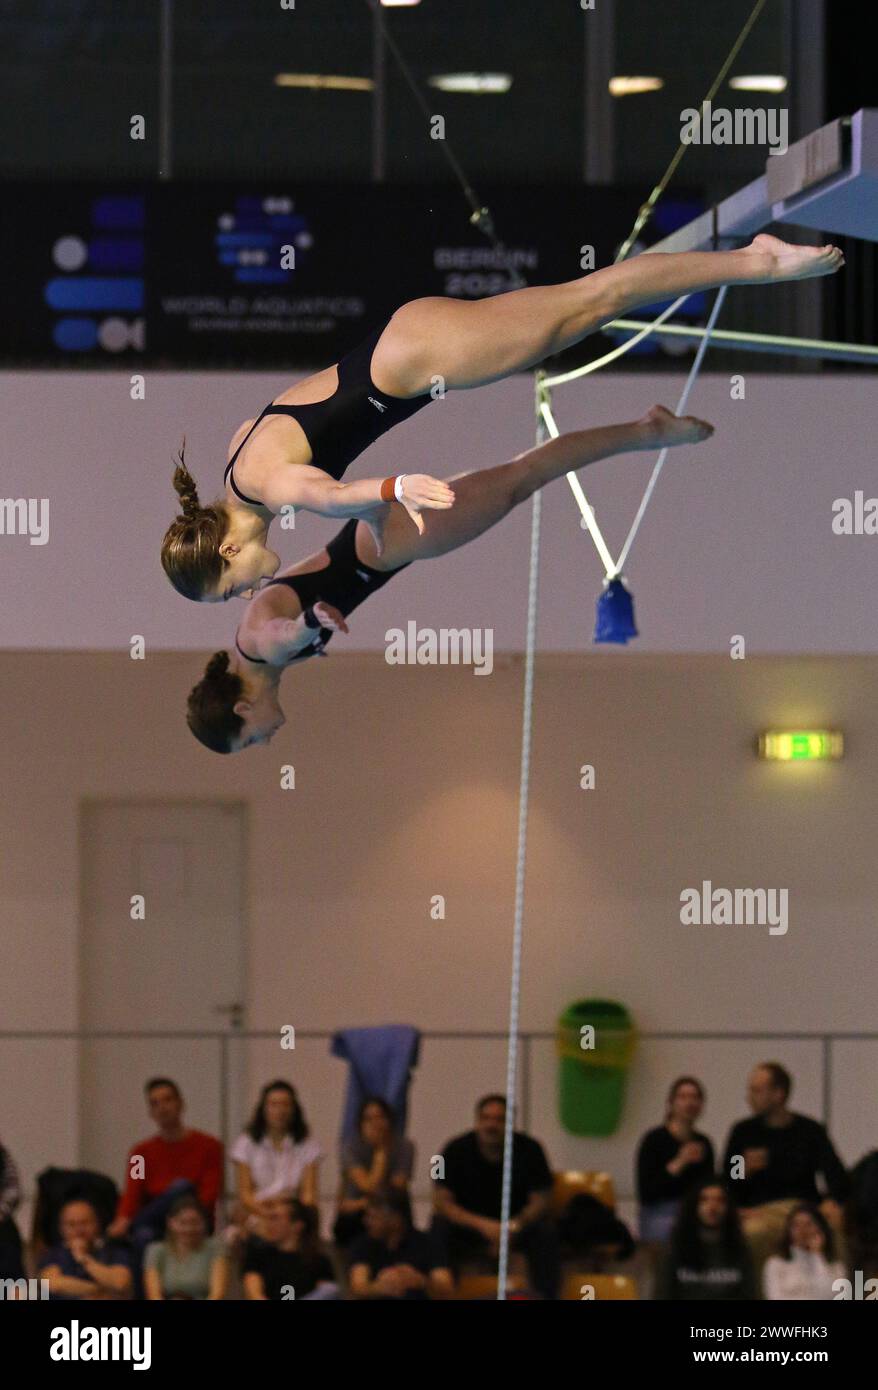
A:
162;313;453;604
224;322;430;500
185;403;717;753
234;520;402;668
161;236;844;606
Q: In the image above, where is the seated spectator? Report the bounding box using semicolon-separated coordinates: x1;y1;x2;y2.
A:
558;1189;634;1264
657;1180;755;1300
0;1137;25;1282
107;1077;223;1255
39;1198;133;1301
846;1149;878;1279
432;1094;560;1300
333;1097;415;1250
32;1167;118;1265
231;1081;323;1239
348;1191;453;1300
242;1197;337;1301
143;1194;228;1300
763;1203;846;1300
637;1076;716;1244
722;1063;848;1265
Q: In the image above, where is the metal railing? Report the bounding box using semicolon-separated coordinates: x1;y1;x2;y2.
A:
3;1028;875;1158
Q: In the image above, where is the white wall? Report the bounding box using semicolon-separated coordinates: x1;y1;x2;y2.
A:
0;650;875;1221
2;369;877;652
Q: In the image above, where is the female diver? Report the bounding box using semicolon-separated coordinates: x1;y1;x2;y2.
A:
161;235;843;604
185;404;715;752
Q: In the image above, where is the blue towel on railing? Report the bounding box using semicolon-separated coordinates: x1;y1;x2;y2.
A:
330;1025;420;1141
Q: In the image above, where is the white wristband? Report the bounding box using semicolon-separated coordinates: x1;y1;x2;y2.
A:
394;474;407;503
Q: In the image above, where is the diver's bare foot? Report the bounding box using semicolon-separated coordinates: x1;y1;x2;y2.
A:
741;233;844;283
639;403;714;448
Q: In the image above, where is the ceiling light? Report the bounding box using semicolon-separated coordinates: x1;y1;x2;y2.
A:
609;76;664;97
380;1;422;6
274;74;374;92
730;75;788;93
429;73;512;95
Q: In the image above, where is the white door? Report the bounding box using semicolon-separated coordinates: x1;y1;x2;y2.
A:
78;800;246;1202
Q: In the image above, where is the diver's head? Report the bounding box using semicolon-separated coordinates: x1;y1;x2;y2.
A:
161;445;279;602
186;651;286;754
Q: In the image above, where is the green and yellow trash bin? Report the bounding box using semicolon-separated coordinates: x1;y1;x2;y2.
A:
557;999;636;1136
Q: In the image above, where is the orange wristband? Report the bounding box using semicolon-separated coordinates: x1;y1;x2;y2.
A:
380;476;396;502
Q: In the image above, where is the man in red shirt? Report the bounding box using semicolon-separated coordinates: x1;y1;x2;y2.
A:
107;1078;223;1247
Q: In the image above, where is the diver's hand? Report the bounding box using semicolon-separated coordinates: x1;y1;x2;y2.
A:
311;602;349;635
398;474;455;535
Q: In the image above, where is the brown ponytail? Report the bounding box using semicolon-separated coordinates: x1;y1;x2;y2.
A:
186;651;246;754
161;442;230;600
173;441;201;519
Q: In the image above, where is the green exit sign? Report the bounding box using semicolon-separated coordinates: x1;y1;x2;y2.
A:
758;730;844;762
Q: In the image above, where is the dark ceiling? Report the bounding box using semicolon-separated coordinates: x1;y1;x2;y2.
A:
0;0;791;184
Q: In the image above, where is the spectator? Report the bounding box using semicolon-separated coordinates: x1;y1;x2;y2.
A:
657;1181;755;1300
32;1167;118;1263
637;1076;716;1244
242;1197;337;1301
722;1063;848;1262
108;1078;223;1251
763;1203;846;1300
349;1191;453;1300
847;1149;878;1279
231;1081;323;1235
0;1138;24;1282
143;1194;228;1301
39;1198;132;1301
432;1094;560;1299
334;1097;414;1249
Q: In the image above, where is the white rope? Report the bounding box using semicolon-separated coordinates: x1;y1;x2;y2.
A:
495;0;768;1305
497;302;726;1290
613;284;727;575
497;419;544;1301
541;293;692;389
538;285;728;580
538;400;617;575
538;292;697;551
608;317;878;366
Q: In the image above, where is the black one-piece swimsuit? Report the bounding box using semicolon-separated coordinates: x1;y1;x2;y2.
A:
228;317;428;665
236;520;409;666
223;317;431;501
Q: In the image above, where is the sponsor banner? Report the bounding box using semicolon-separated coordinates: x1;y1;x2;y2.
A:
0;182;704;366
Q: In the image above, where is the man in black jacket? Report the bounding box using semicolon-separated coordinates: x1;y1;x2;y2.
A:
432;1095;560;1299
722;1062;848;1266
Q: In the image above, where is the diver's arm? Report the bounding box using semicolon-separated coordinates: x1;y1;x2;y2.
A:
259;465;454;532
260;603;350;665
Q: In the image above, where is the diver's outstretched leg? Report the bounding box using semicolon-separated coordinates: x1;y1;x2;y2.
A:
372;234;844;394
367;405;713;568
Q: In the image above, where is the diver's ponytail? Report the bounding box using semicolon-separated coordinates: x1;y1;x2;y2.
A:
172;439;201;520
161;442;229;601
